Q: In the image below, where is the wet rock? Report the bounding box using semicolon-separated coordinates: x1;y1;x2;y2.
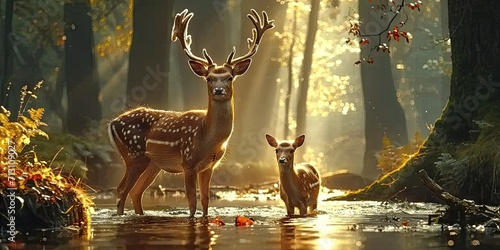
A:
321;169;373;190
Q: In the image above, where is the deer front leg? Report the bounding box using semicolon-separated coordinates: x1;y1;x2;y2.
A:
129;163;161;215
198;167;213;217
286;203;295;216
184;170;198;218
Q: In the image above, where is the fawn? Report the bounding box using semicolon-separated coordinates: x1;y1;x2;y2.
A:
108;9;274;217
265;134;321;216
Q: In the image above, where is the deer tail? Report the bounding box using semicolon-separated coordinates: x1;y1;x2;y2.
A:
108;120;121;152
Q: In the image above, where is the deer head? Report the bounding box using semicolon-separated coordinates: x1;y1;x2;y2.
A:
266;134;306;167
171;9;275;101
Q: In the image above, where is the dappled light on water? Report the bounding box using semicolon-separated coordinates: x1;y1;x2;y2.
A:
8;195;500;249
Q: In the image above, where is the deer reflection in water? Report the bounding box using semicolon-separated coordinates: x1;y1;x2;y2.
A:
110;216;215;249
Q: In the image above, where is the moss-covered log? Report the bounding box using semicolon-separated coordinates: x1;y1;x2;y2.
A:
327;0;500;205
418;169;500;227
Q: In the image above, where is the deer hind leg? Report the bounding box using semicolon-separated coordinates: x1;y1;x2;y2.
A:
310;202;318;214
116;157;150;215
129;162;161;215
298;201;307;216
198;167;213;217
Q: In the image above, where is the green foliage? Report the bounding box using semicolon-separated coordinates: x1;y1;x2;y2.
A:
0;84;48;159
376;132;424;175
0;84;94;236
435;110;500;203
434;153;469;194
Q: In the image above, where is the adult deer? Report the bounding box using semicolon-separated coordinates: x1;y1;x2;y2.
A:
108;9;274;217
265;134;321;216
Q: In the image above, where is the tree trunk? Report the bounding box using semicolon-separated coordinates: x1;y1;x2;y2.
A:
64;2;102;135
284;4;298;140
331;0;500;205
359;0;409;180
126;0;173;110
295;0;320;160
1;0;14;115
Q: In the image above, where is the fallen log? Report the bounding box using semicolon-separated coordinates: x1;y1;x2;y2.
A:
418;169;500;227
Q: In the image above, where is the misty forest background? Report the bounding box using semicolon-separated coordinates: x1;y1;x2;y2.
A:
0;0;453;191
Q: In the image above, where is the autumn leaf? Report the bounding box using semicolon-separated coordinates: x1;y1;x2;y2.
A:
28;108;45;124
354;60;362;65
367;58;374;64
401;32;411;43
360;39;370;46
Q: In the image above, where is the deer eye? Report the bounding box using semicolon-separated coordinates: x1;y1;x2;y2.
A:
206;77;212;83
275;149;278;153
228;77;233;82
290;150;295;153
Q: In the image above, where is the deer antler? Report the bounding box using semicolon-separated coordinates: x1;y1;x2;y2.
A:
171;9;214;66
225;9;275;67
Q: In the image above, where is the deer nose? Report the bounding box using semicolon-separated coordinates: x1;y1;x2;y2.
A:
278;157;287;164
213;87;225;95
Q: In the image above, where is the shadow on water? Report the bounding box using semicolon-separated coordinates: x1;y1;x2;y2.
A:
3;199;500;249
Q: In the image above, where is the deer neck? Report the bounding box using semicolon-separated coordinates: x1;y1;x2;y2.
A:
203;98;234;142
279;164;301;196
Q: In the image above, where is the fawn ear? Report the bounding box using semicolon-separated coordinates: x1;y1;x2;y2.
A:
293;134;306;148
233;59;252;76
265;134;278;147
188;60;208;77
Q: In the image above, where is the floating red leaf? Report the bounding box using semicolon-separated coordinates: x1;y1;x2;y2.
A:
210;217;225;226
235;215;254;226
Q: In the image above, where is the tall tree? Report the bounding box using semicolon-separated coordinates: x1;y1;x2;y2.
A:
295;0;320;159
284;4;298;139
126;0;174;110
358;0;409;180
335;0;500;205
64;1;101;135
0;0;14;108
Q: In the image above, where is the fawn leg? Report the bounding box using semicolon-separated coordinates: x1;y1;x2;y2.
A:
129;163;161;215
117;157;150;215
311;202;318;213
298;201;307;216
184;169;198;218
285;201;295;216
198;168;213;217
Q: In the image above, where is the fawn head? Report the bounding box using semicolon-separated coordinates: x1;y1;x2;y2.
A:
266;134;306;167
171;9;274;101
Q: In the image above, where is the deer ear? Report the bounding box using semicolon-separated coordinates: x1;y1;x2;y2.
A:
233;59;252;76
293;134;306;148
188;60;208;77
265;134;278;148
